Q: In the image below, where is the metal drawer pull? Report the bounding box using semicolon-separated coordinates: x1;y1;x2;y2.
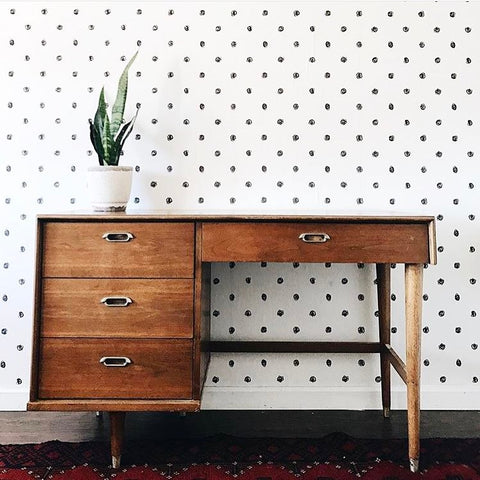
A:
99;356;132;367
299;232;331;243
100;296;133;307
102;232;134;242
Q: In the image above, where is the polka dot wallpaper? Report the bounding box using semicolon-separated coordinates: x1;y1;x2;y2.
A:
0;1;478;410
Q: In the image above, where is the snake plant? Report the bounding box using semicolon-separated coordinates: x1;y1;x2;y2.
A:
89;52;139;166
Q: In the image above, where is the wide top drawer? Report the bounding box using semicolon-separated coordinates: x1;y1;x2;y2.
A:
200;221;435;264
41;221;194;278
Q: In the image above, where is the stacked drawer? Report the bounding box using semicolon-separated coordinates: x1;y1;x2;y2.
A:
35;221;195;400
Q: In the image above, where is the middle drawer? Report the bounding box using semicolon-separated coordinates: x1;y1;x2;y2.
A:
41;279;193;338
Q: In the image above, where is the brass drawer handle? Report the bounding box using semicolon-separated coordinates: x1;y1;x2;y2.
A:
102;232;134;242
99;356;132;368
100;296;133;307
299;232;331;243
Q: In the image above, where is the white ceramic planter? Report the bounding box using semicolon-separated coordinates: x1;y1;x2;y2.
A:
87;166;133;212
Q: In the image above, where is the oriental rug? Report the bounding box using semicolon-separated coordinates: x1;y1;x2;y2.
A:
0;433;478;479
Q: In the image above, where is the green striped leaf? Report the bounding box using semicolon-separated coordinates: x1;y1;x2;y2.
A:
111;51;138;138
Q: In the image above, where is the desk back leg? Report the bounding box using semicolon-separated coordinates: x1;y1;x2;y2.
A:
376;263;391;418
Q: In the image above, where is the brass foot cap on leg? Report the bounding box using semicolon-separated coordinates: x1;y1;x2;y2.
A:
383;407;390;418
409;458;419;473
112;455;122;469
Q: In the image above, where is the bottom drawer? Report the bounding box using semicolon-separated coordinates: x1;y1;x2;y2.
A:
37;339;192;400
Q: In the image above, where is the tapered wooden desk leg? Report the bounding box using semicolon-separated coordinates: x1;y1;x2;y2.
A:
376;263;391;418
405;264;423;473
109;411;126;469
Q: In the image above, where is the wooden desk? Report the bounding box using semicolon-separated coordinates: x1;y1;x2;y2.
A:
28;214;436;472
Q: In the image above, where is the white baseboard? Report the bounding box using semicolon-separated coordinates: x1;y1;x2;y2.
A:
417;386;480;410
1;387;478;411
200;386;480;410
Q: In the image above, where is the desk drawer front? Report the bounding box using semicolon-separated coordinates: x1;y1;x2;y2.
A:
37;339;192;399
201;222;430;263
41;279;193;338
42;222;194;278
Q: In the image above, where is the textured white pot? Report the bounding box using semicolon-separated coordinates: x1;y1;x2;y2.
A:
87;166;133;212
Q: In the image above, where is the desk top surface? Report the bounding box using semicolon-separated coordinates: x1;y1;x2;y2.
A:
38;211;435;225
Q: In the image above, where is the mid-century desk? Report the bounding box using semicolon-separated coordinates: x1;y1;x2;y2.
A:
28;213;436;472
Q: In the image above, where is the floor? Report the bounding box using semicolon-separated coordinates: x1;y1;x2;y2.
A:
0;410;478;444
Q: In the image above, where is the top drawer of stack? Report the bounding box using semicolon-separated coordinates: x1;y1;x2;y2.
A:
42;221;195;278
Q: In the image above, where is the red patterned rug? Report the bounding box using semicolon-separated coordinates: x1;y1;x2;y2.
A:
0;433;478;479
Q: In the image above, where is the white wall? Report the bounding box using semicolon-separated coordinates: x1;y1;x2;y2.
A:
0;1;478;411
